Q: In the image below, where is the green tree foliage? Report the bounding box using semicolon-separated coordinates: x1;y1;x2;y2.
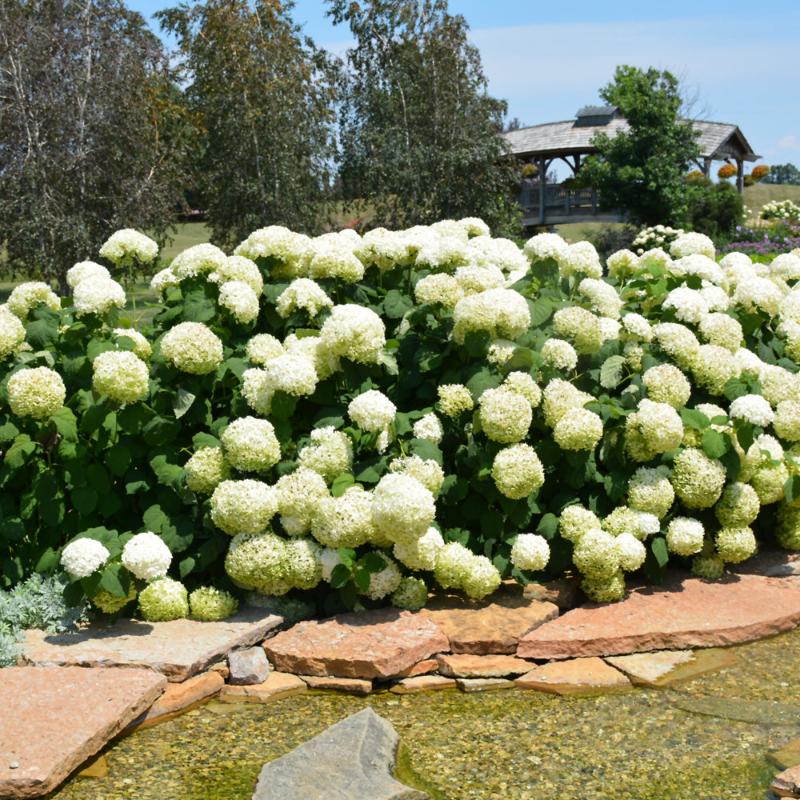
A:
0;0;191;289
580;66;700;226
764;163;800;185
686;180;743;240
158;0;338;248
328;0;520;235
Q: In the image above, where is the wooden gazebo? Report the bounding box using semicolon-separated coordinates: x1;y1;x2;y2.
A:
504;106;761;226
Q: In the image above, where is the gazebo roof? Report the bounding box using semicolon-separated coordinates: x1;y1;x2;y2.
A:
504;117;760;162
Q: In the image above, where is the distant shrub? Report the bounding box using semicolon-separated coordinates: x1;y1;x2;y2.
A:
589;224;638;259
686;181;743;239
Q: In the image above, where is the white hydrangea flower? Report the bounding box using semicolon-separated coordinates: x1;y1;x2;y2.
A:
161;322;223;375
8;367;66;419
628;465;675;519
415;235;471;271
510;533;550;571
552;306;603;354
99;229;158;266
671;254;725;286
625;399;684;462
642;363;691;409
0;307;26;359
310;486;374;548
733;277;784;316
150;268;179;296
218;280;260;324
391;576;429;610
413;413;443;443
73;277;126;316
542;379;593;428
320;304;386;364
221;417;281;473
663;286;709;324
573;529;620;580
454;264;506;294
558;505;601;543
372;473;436;545
671;448;726;509
653;322;700;368
264;353;318;397
666;517;705;556
690;344;740;396
92;350;149;405
362;554;403;600
699;284;730;313
698;313;742;351
112;328;152;360
348;390;396;433
503;372;542;407
389;455;445;496
414;273;464;308
670;232;715;259
7;282;61;319
437;384;474;417
170;243;227;280
541;338;578;370
307;234;364;282
715;482;760;527
715;526;757;564
486;339;516;366
185;447;230;495
468;235;527;274
298;427;353;481
122;531;172;581
775;400;800;441
67;261;111;289
452;288;530;344
208;255;264;294
558;241;603;278
224;532;291;595
606;249;639;279
276;278;332;319
246;333;284;366
729;394;775;427
553;407;604;452
210;480;278;535
524;232;568;263
393;526;444;571
139;578;188;621
61;538;110;578
614;532;647;572
462;554;502;600
478;387;532;443
491;443;544;499
234;226;311;277
578;278;623;319
598;317;621;342
241;367;274;416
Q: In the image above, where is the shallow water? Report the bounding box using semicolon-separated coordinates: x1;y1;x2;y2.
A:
53;627;800;800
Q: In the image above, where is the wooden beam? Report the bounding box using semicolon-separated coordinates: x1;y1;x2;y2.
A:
736;158;744;194
538;156;546;225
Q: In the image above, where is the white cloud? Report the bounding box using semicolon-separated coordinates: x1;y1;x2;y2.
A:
777;135;800;151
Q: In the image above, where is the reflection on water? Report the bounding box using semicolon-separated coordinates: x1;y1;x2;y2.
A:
53;627;800;800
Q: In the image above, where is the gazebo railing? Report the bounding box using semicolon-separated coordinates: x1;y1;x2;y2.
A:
518;183;600;217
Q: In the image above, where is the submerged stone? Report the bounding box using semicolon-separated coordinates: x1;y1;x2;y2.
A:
770;738;800;771
672;695;800;725
128;671;224;730
301;675;372;695
390;675;457;694
515;656;631;695
252;707;427;800
219;672;306;704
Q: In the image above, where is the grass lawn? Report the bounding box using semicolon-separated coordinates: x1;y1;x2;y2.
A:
159;221;212;264
743;182;800;210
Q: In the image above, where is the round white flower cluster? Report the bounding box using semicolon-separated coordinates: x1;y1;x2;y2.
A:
391;576;429;610
67;261;111;288
542;379;593;428
264;353;318;397
478;387;532;444
139;578;189;621
170;243;227;279
510;533;550;571
670;232;715;259
311;486;374;548
276;279;333;319
210;479;278;535
7;282;60;319
363;555;403;600
728;394;775;427
0;307;26;360
671;448;726;509
150;268;180;295
552;306;603;354
372;473;436;545
491;443;545;499
553;407;604;452
219;280;260;324
413;413;443;443
307;236;364;282
61;538;110;578
389;455;445;496
437;384;474;417
558;241;603;279
503;372;542;407
73;277;126;316
524;232;568;263
298;427;353;481
121;532;172;581
276;467;329;535
348;390;396;433
246;333;284;365
320;304;385;364
433;542;501;600
92;350;149;405
189;586;239;621
221;417;281;473
666;517;705;556
99;229;158;266
628;465;675;518
394;527;444;571
113;328;152;360
578;278;623;319
208;255;264;294
642;364;691;409
234;225;311;276
541;338;578;371
8;367;66;419
161;322;224;375
414;273;464;307
452;288;531;344
185;447;230;495
625;399;684;462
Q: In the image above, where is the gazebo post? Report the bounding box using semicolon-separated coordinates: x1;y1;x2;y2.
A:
703;157;712;177
538;156;546;225
736;158;744;194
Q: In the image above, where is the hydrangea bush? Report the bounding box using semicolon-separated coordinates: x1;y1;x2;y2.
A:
3;221;800;620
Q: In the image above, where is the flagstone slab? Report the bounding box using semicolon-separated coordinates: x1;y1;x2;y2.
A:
455;677;515;692
606;648;737;687
127;671;224;730
515;656;631;695
421;584;559;654
219;672;307;703
772;764;800;797
264;609;449;680
390;675;457;694
518;574;800;660
21;608;283;682
435;653;532;678
394;658;439;678
0;666;165;799
301;675;373;695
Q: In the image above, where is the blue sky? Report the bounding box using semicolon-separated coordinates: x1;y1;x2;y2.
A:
130;0;800;171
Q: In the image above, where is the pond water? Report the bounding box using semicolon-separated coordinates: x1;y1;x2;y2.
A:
53;628;800;800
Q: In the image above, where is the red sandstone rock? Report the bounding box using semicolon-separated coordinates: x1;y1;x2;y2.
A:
301;675;372;695
435;653;532;678
393;658;439;678
523;577;581;609
390;675;457;694
455;677;514;692
606;648;737;687
422;584;559;654
515;657;631;695
772;764;800;797
21;608;283;681
518;574;800;660
0;666;165;799
264;609;449;679
219;672;307;703
128;671;224;729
